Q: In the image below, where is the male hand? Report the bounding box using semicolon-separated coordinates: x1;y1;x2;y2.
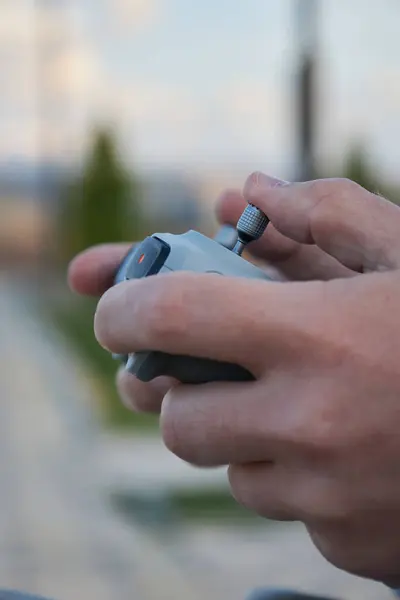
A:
69;174;400;586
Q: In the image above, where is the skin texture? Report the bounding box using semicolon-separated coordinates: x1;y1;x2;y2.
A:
68;173;400;587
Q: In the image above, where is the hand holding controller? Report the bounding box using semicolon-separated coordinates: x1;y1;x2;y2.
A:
113;204;272;384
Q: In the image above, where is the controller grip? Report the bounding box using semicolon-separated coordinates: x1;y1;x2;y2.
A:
126;351;254;384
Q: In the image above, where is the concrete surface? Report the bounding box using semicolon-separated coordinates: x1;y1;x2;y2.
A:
0;278;203;600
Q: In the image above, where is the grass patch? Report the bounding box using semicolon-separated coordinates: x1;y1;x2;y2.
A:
110;488;263;526
171;488;261;522
49;297;158;430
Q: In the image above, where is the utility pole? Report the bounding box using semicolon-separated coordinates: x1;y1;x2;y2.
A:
294;0;319;181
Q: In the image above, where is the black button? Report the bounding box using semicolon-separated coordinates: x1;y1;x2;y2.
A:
121;236;170;280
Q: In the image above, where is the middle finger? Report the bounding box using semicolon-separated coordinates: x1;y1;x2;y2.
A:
216;189;354;281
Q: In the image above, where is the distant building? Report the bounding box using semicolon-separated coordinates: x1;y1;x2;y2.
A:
0;161;248;267
0;160;66;265
0;162;204;264
0;198;52;265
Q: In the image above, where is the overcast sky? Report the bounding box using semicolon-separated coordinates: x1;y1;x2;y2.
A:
1;0;400;182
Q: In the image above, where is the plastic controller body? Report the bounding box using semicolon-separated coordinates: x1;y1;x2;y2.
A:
113;229;273;384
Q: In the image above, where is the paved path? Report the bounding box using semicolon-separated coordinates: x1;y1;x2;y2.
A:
0;275;395;600
0;277;203;600
100;435;395;600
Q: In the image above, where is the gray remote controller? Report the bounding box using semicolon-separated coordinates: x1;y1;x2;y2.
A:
113;206;272;384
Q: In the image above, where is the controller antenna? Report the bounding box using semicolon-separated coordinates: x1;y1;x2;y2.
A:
232;204;269;256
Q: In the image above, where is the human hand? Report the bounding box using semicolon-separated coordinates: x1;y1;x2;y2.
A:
68;172;400;417
67;173;357;411
71;175;400;586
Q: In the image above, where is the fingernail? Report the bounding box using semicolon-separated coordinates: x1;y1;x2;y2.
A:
244;172;288;198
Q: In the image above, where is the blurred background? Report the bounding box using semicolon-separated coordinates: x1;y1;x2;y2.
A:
0;1;399;599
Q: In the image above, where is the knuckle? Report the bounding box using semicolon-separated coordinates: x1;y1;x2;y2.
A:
279;403;340;460
311;177;358;199
228;465;293;521
305;411;341;455
308;178;362;240
305;425;347;468
307;527;347;572
285;397;365;478
306;396;361;461
301;480;353;523
307;525;371;579
333;177;360;196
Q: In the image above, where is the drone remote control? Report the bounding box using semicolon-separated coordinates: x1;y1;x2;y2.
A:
113;204;272;384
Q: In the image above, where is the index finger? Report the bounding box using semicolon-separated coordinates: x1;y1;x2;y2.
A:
94;272;328;374
68;243;133;296
216;188;353;281
244;173;400;272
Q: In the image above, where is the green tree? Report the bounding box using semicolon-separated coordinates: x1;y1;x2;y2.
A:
60;127;143;261
342;144;380;193
340;143;400;204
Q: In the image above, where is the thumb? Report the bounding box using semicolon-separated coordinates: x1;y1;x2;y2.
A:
244;173;400;273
